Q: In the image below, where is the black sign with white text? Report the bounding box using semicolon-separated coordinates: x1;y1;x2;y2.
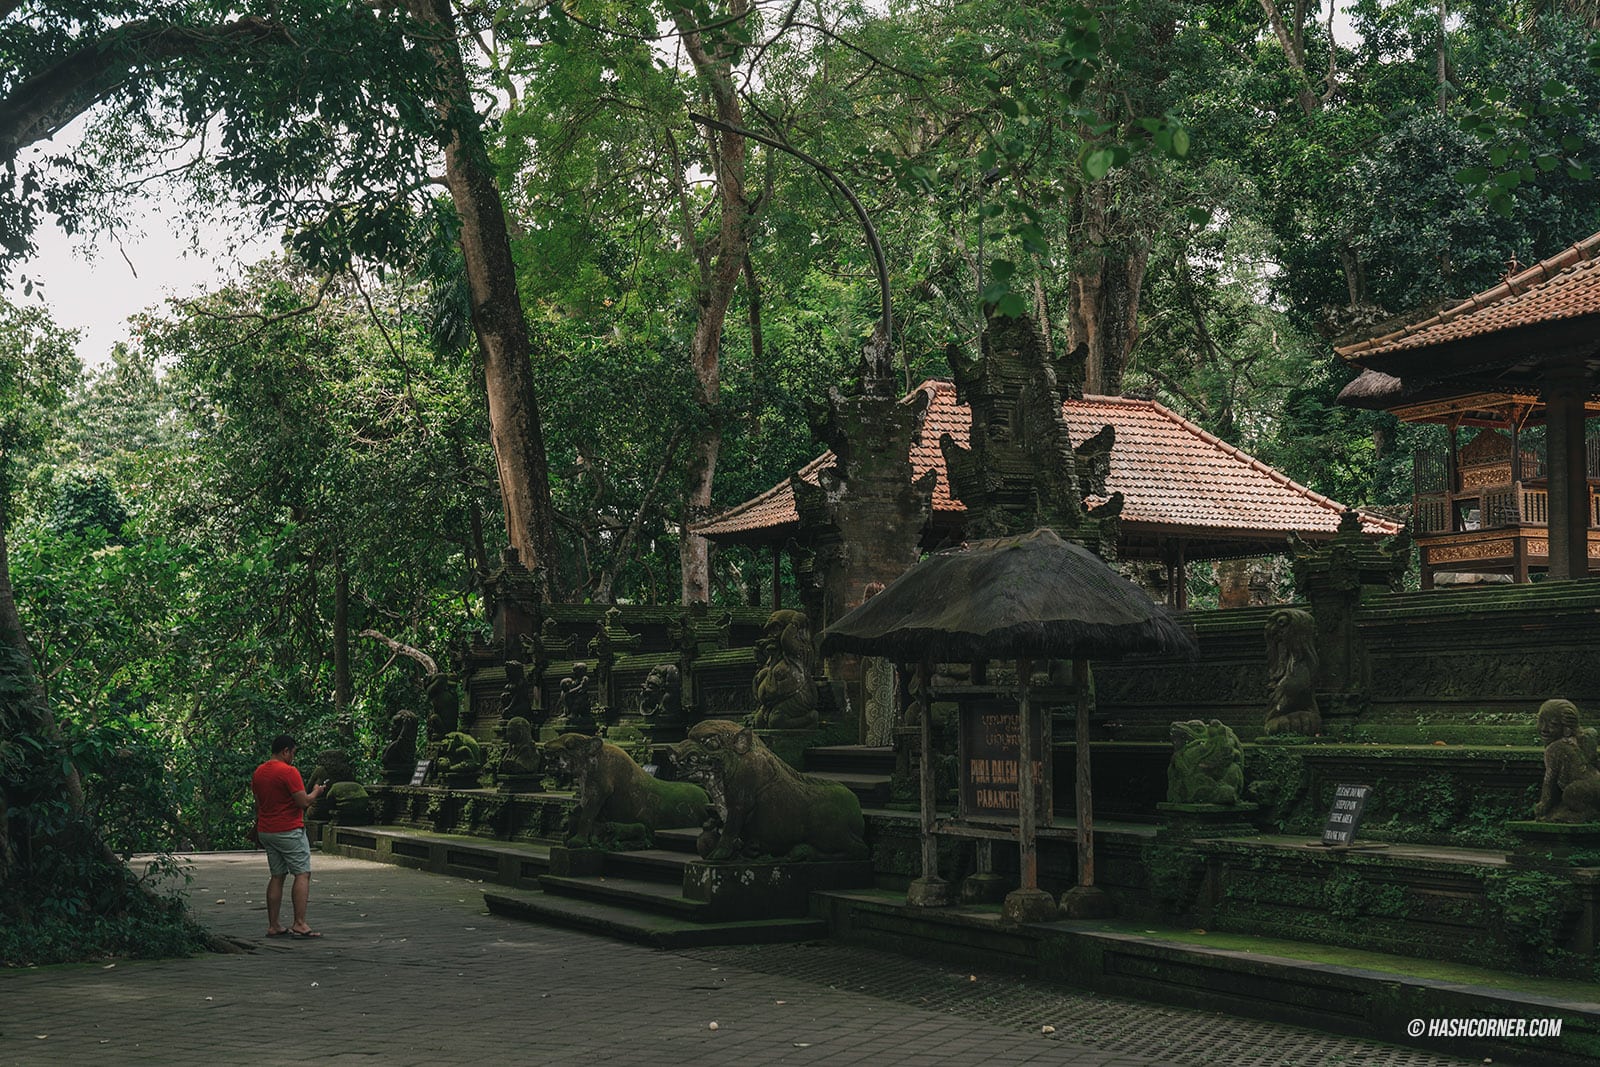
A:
1322;783;1371;846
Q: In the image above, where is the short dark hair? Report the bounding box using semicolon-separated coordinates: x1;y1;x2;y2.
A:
271;733;297;755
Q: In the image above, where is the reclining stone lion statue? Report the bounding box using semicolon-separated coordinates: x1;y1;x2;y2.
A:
669;719;867;862
1166;719;1245;805
545;733;710;847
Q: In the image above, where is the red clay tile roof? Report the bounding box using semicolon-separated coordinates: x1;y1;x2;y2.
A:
695;381;1400;542
1335;230;1600;360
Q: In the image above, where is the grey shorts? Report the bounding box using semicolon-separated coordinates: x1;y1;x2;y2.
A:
259;828;312;877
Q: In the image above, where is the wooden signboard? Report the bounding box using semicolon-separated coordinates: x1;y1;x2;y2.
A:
410;759;432;787
958;699;1051;823
1321;783;1371;846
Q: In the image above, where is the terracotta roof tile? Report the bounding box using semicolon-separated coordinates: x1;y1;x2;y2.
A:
1335;230;1600;360
695;381;1400;541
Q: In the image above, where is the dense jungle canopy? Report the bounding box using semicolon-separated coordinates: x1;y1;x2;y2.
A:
1;0;1598;961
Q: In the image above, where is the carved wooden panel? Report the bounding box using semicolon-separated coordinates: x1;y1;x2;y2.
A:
1425;538;1513;564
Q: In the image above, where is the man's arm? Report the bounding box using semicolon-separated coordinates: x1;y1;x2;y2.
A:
291;781;328;811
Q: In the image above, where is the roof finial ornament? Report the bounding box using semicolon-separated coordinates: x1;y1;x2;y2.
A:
1503;252;1523;281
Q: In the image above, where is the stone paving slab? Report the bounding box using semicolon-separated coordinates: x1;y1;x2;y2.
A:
0;853;1476;1067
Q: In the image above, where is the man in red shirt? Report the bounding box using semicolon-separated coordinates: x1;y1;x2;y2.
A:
251;734;327;938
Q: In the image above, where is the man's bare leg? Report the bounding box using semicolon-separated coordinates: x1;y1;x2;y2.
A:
266;874;287;935
290;872;314;933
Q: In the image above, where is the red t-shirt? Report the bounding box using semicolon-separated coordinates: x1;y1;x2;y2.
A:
252;758;307;833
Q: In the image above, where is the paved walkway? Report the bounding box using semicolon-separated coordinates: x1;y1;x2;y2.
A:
1;853;1476;1067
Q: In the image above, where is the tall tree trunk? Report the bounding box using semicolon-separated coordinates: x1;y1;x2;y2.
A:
406;0;559;599
1067;182;1149;396
332;548;351;720
671;0;757;604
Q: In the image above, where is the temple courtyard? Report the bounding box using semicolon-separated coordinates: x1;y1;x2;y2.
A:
0;853;1505;1066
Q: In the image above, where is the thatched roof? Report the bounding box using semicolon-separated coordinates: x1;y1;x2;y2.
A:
819;528;1198;663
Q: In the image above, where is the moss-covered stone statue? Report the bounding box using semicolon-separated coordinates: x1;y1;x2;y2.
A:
495;716;542;792
306;749;356;818
669;719;866;862
554;661;597;734
322;781;373;825
544;733;709;848
380;710;420;784
752;610;818;731
425;673;460;742
1166;719;1246;805
638;663;682;722
435;730;485;787
1264;607;1321;735
1536;698;1600;823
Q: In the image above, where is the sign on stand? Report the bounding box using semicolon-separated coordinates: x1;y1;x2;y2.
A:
958;699;1051;823
410;759;432;787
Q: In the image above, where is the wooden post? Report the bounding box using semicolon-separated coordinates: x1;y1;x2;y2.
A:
1002;658;1055;922
1059;657;1114;918
1546;364;1591;580
906;657;951;906
1175;540;1188;611
1016;657;1038;891
771;543;782;608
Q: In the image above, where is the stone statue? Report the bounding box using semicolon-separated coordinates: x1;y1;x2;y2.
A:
544;733;710;848
1264;608;1321;735
497;660;535;731
638;663;682;721
556;662;596;734
1536;699;1600;823
307;749;355;818
669;719;867;862
380;710;420;784
1166;719;1246;805
752;609;819;731
435;730;485;785
322;781;373;825
425;674;460;742
495;716;542;791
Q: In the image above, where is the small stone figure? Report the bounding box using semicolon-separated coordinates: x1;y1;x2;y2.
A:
425;674;460;742
307;749;356;818
1166;719;1246;805
638;663;683;721
495;716;543;791
1536;699;1600;823
380;710;420;784
556;662;596;734
1264;607;1321;735
752;609;819;731
322;782;373;825
435;730;485;786
497;660;535;733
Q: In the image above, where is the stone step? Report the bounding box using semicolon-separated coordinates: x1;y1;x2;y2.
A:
807;769;893;807
484;888;828;949
805;745;895;774
603;848;693;884
539;872;707;919
653;827;703;856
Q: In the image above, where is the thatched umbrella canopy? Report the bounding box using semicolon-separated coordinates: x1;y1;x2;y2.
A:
820;527;1196;662
822;527;1196;922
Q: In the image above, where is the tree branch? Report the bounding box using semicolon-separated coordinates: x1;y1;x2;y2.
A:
358;628;438;676
0;17;291;161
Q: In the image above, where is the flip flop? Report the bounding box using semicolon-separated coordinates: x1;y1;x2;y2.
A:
291;930;324;939
265;930;290;938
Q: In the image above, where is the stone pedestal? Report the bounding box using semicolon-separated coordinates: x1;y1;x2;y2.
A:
959;872;1009;905
1505;821;1600;869
495;774;543;794
1002;886;1058;923
685;858;874;920
1058;884;1116;919
1156;801;1261;838
906;876;954;907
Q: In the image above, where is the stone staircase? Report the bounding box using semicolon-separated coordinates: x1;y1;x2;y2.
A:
804;745;894;807
485;827;835;948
